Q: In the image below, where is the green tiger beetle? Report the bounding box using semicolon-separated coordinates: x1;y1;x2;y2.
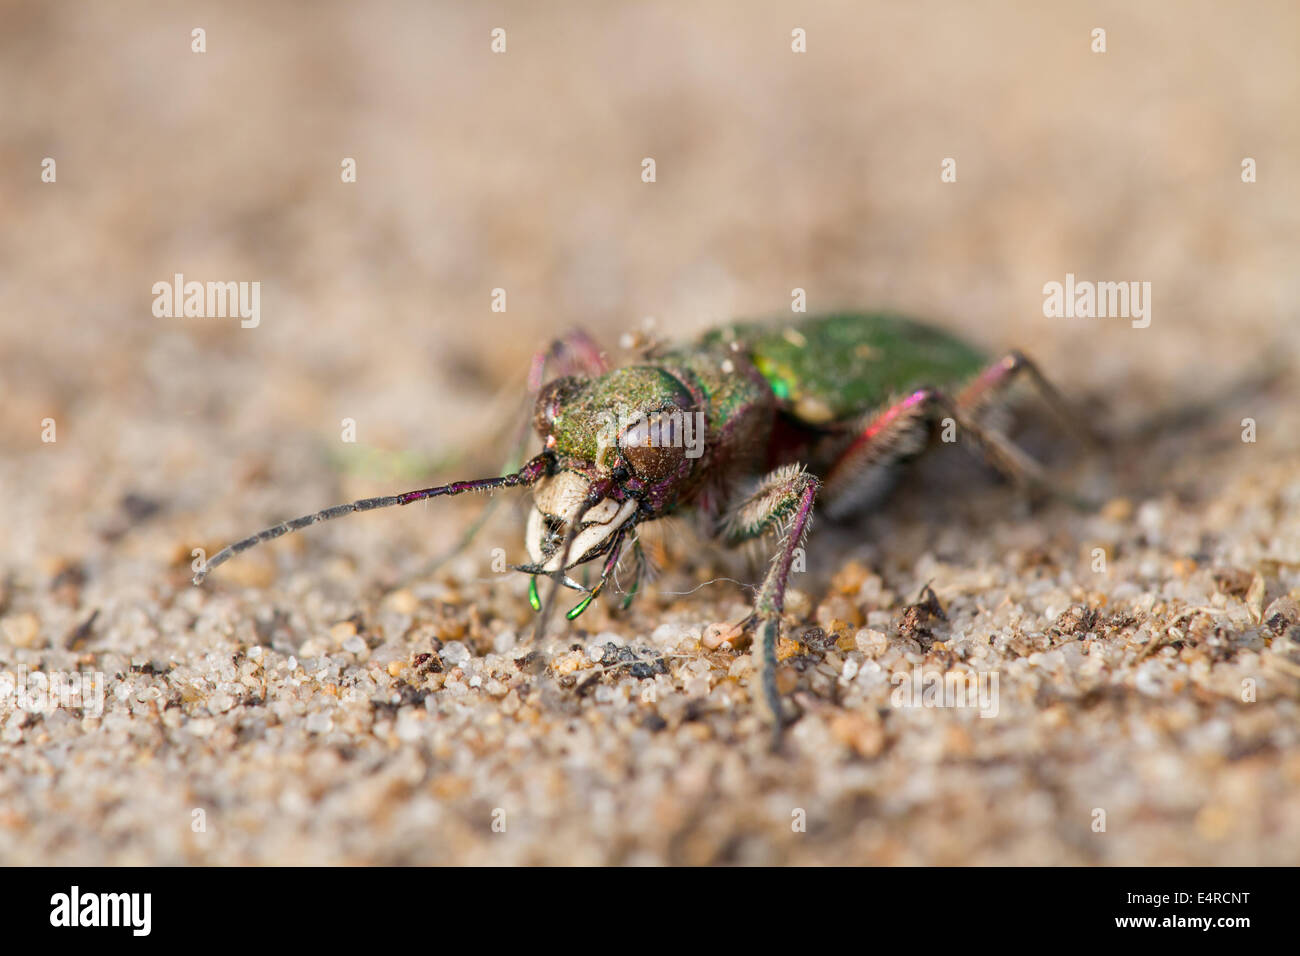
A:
195;313;1096;740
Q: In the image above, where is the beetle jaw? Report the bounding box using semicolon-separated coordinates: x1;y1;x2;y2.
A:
525;470;637;572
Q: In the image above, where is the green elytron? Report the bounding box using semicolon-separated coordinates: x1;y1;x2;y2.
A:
196;313;1088;740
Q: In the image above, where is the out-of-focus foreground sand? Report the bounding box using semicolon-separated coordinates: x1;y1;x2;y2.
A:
1;1;1298;864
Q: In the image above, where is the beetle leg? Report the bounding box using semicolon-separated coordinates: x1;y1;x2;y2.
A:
959;350;1104;449
823;385;1091;515
527;328;610;391
820;388;934;519
723;465;820;745
948;364;1101;507
932;391;1059;495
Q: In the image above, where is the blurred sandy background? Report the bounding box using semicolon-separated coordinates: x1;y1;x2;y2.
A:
1;0;1298;864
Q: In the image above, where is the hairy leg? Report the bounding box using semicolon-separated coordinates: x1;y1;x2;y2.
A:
723;464;820;744
719;360;1092;738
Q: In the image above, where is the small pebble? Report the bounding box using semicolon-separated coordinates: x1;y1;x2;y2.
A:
305;712;333;734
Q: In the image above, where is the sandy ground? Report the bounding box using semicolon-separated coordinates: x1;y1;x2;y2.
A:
1;1;1299;864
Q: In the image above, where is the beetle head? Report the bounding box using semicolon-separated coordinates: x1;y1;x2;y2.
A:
524;367;705;572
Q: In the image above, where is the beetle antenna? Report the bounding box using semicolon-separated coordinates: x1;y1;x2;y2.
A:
193;453;550;585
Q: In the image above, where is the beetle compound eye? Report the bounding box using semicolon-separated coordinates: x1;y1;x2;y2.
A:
619;412;688;481
533;376;582;438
